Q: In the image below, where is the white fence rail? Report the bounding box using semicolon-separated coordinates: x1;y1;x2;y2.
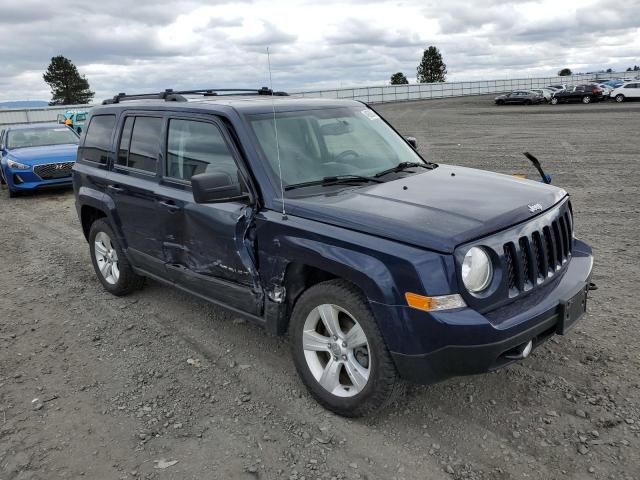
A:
291;72;639;103
1;71;638;128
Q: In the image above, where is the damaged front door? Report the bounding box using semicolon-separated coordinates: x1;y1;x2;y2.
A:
156;116;262;316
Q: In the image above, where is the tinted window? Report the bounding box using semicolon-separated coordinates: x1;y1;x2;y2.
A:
625;83;637;88
166;119;238;181
116;116;162;173
117;117;134;167
81;115;115;164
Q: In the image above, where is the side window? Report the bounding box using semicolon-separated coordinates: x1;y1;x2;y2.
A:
166;119;239;182
116;116;162;173
117;117;134;167
81;115;116;164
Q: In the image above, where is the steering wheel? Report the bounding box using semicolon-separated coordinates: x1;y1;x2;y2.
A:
334;150;360;163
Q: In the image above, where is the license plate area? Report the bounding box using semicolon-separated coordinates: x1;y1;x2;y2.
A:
557;284;589;335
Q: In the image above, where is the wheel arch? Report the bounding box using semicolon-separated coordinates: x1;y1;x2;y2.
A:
81;205;107;240
76;186;121;243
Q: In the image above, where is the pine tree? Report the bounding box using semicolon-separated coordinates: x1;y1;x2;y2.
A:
43;56;95;105
390;72;409;85
417;47;447;83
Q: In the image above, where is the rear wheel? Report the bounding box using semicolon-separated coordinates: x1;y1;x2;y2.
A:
496;100;504;105
524;100;532;105
615;94;625;103
551;97;559;105
582;95;591;104
290;280;403;417
89;219;144;296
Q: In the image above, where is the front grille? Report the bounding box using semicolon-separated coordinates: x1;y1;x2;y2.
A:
34;161;74;180
503;209;573;296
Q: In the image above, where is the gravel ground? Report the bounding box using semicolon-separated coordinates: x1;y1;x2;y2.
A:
1;95;639;480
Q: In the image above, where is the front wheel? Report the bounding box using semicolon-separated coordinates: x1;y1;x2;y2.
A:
551;97;559;105
582;95;591;104
89;219;144;296
615;94;624;103
290;280;403;417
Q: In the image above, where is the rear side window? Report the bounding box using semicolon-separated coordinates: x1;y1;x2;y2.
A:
81;115;116;164
166;119;238;181
116;116;162;173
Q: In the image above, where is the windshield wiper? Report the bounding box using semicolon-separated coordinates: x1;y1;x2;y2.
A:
284;175;384;191
373;161;432;178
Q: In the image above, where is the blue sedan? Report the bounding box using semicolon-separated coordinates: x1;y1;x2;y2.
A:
0;123;79;197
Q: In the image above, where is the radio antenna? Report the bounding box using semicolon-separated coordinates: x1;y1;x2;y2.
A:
267;47;287;219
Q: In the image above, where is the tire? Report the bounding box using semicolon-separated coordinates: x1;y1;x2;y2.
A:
582;96;591;104
524;100;532;105
615;94;624;103
496;100;504;105
551;97;559;105
88;218;144;296
290;279;403;417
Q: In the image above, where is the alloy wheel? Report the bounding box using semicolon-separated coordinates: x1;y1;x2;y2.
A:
616;95;624;103
94;231;120;285
302;304;371;397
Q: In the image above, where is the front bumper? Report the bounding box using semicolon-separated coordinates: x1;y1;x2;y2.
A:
378;239;593;384
3;167;73;191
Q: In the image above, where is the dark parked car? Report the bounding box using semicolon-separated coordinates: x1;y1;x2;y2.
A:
494;90;544;105
73;88;594;416
550;84;605;104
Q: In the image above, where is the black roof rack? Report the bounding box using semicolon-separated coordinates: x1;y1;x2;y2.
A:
102;87;289;105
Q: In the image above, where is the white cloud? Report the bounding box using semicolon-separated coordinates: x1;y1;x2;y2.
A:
0;0;639;102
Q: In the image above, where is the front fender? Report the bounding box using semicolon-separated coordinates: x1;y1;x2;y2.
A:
255;211;454;350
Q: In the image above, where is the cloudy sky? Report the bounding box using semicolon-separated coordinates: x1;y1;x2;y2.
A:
1;0;639;102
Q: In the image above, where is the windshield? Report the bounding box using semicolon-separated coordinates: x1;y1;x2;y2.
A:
247;107;426;189
7;127;79;149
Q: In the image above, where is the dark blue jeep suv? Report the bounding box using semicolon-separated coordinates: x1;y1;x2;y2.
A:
73;88;593;416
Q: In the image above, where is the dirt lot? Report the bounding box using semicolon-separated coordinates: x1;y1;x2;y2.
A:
1;95;639;480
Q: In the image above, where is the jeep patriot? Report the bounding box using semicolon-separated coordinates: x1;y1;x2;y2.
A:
73;88;593;416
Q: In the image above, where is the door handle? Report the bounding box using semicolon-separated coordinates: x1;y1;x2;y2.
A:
159;200;181;212
107;184;125;193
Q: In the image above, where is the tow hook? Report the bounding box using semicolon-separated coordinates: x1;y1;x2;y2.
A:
504;340;533;360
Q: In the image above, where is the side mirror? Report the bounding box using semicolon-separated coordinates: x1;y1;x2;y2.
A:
405;136;417;149
191;172;247;203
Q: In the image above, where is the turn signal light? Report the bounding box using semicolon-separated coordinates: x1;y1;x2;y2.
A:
405;292;466;312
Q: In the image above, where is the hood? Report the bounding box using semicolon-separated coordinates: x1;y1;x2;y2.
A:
284;165;567;253
8;144;78;165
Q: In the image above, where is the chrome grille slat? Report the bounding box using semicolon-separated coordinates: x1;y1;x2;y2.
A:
33;161;75;180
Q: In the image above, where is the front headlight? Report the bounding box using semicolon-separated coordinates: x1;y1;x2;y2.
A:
461;247;493;293
7;159;30;170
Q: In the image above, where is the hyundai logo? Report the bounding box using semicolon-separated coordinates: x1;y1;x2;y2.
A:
528;203;543;213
